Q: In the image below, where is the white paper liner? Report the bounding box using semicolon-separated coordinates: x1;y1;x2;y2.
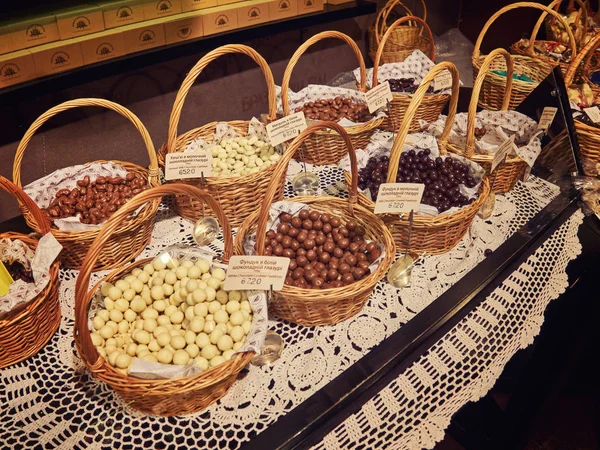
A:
338;130;485;216
276;85;387;127
183;117;284;155
426;111;542;167
0;233;62;318
242;201;386;274
89;245;268;380
353;50;454;96
23;162;132;231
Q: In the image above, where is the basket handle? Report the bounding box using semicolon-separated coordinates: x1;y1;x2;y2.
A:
473;2;577;61
0;176;51;235
167;44;277;154
564;31;600;84
526;0;587;56
463;49;514;158
254;122;357;255
386;61;460;183
74;183;234;364
13;98;159;190
375;0;428;44
282;31;367;116
372;16;435;87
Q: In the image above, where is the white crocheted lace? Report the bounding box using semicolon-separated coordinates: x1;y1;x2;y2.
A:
0;165;581;450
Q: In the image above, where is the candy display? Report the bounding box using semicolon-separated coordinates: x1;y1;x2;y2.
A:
90;256;253;375
387;78;434;94
257;209;380;290
186;136;280;178
358;149;478;212
294;97;373;123
42;172;150;225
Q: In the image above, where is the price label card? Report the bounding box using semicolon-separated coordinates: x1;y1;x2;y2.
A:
223;256;291;291
266;112;308;147
374;183;425;214
164;153;212;181
491;135;515;173
584;106;600;123
434;71;453;91
365;81;393;113
537;106;558;131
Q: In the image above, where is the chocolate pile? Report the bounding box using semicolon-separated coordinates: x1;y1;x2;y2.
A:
358;149;478;212
295;97;373;122
387;78;434;94
259;209;380;289
5;260;34;283
44;173;150;225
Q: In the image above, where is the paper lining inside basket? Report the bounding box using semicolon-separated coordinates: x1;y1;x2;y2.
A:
353;50;455;96
338;131;484;216
426;111;542;167
0;234;62;318
89;245;268;380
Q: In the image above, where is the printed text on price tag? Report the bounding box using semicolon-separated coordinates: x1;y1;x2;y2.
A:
365;81;393;113
584;106;600;123
537;106;558;131
491;135;516;173
266;112;308;147
165;153;212;181
374;183;425;214
434;71;453;91
223;256;291;291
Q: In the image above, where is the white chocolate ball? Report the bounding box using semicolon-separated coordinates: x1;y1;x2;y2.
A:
230;326;245;343
170;310;184;324
108;286;122;301
133;330;151;345
173;350;190;365
170;335;186;350
226;301;240;314
157;348;173;364
195;333;210;349
157;332;171;347
201;344;219;360
210;355;226;367
186;344;200;358
99;325;115;339
230;311;245;326
217;335;234;352
212;268;226;281
196;259;210;274
109;309;123;323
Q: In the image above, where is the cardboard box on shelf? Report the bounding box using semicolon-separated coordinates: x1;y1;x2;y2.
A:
297;0;323;15
56;4;105;39
77;28;127;64
218;0;241;6
236;0;270;27
102;0;146;29
143;0;183;18
0;50;35;88
202;5;238;35
269;0;297;20
8;14;60;51
122;21;166;53
182;0;218;11
164;12;204;44
32;41;84;76
0;26;13;56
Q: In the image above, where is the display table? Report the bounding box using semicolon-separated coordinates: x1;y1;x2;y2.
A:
0;161;582;449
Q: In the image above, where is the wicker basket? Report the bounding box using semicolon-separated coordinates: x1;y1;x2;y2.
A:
12;99;160;271
510;0;586;75
348;62;491;255
473;2;577;111
564;32;600;176
0;176;60;369
281;31;385;166
74;184;255;416
368;0;430;64
372;16;445;132
234;122;396;326
447;49;529;193
157;44;284;227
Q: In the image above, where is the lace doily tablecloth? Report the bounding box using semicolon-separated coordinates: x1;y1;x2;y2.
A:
0;165;582;450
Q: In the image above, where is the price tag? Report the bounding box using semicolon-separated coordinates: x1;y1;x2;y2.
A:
491;135;515;173
584;106;600;123
266;112;308;147
434;71;453;91
537;106;558;131
374;183;425;214
364;81;393;113
223;256;291;291
164;153;212;181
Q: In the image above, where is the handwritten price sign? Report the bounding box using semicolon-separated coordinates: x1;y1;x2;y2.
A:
365;81;393;113
266;112;308;147
165;153;212;181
